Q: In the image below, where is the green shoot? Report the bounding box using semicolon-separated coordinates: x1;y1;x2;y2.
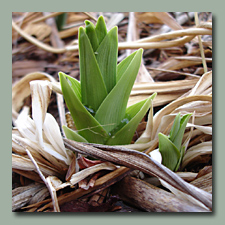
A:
59;16;156;145
158;113;192;171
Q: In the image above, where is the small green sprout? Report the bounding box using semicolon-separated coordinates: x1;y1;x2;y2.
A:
158;113;192;171
59;16;156;145
55;13;67;31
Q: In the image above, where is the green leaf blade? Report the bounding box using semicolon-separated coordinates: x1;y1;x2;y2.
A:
173;113;192;150
158;132;181;171
95;16;108;45
95;49;143;133
96;26;118;93
63;125;88;143
55;13;67;31
59;72;109;144
126;93;156;118
169;112;181;142
106;93;156;145
116;51;137;82
79;27;108;112
59;72;81;102
85;20;99;52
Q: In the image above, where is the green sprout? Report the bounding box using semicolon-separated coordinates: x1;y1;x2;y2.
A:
59;16;156;145
158;113;192;171
55;13;67;31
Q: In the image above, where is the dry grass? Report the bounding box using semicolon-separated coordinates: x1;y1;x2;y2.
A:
12;12;212;212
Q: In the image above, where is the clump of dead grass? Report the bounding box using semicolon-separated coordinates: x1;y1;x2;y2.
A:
12;12;212;212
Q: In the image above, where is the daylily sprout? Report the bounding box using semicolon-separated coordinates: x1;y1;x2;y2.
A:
59;16;156;145
158;112;192;171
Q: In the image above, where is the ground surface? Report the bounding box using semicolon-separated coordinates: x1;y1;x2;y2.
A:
12;12;212;212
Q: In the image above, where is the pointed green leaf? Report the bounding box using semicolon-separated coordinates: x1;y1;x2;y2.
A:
59;72;109;144
96;26;118;92
55;13;67;31
116;51;137;82
126;93;157;118
85;20;99;52
95;49;143;133
106;93;156;145
59;72;81;102
158;132;181;171
79;27;108;111
63;125;88;143
95;16;108;45
173;113;192;151
169;112;181;142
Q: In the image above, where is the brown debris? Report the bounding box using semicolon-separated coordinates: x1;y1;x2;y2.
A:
12;12;212;212
112;176;210;212
12;60;48;77
60;195;119;212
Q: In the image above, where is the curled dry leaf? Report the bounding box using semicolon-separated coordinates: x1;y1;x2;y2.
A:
188;71;212;96
181;141;212;169
29;81;71;166
70;162;117;187
118;25;211;50
152;95;212;140
23;22;52;41
47;162;118;191
12;80;72;178
12;72;66;129
152;12;183;30
128;79;199;107
12;129;67;173
12;72;53;118
186;123;212;135
12;153;62;179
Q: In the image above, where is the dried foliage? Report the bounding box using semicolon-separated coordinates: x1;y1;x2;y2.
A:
12;12;212;212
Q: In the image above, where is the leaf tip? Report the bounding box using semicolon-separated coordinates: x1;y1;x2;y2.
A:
58;71;65;80
78;26;85;36
151;92;157;99
84;20;91;25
